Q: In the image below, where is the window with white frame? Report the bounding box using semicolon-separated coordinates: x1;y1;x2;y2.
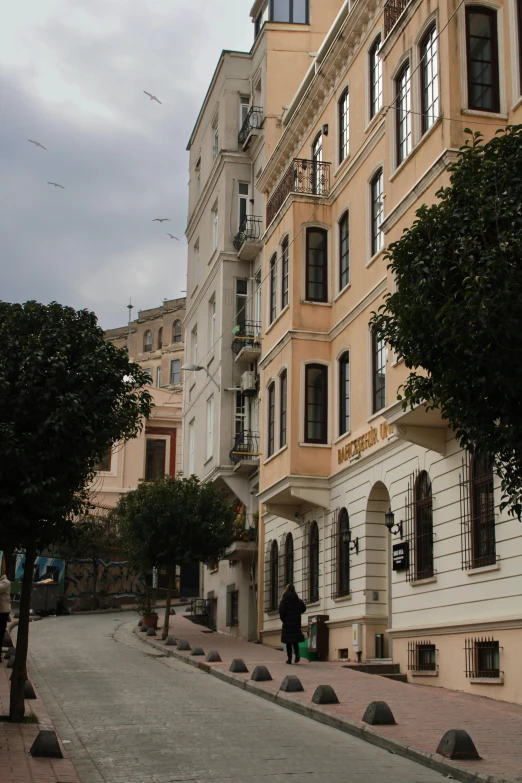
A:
396;62;412;165
188;419;195;475
420;24;439;134
236;279;248;331
212;203;218;250
235;391;246;438
369;35;383;119
206;396;214;460
312;132;323;195
194;241;200;287
269;254;277;324
339;88;349;162
371;328;386;413
281;236;289;309
191;326;198;365
370;169;384;257
212;120;219;159
240;95;250;129
238;182;249;230
156;366;162;388
170;359;181;385
209;296;216;347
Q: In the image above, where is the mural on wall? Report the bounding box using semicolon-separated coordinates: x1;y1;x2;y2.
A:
65;559;146;599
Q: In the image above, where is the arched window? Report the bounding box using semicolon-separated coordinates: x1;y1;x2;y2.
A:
369;35;382;119
270;540;279;610
470;453;495;567
339;88;349;162
284;533;294;586
143;330;153;353
414;471;433;580
337;508;351;597
309;521;320;602
420;24;439;134
173;320;182;343
158;327;163;349
339;351;350;436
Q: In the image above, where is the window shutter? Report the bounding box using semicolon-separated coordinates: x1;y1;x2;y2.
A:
264;540;272;613
301;522;310;603
329;508;339;599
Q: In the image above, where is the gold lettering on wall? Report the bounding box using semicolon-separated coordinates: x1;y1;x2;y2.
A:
337;424;393;465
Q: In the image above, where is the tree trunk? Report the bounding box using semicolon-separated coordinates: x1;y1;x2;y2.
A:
162;569;175;641
10;541;36;722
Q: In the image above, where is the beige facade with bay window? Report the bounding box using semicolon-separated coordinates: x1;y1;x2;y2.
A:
256;0;522;703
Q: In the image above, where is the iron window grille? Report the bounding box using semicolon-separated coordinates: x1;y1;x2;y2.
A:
280;370;288;448
229;431;261;465
231;321;262;356
407;640;437;671
420;24;439;134
465;8;500;113
396;62;412;165
465;637;501;678
369;35;383;118
460;452;496;570
308;521;320;603
266;158;331;227
281;236;289;309
238;106;264;145
329;507;351;599
97;448;112;473
339;88;349;162
312;133;323;196
304;364;328;444
403;470;434;582
306;227;328;302
301;522;310;603
384;0;411;37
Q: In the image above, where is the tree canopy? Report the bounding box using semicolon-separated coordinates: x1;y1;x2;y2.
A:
371;126;522;516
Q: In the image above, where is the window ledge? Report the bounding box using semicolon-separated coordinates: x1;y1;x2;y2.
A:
304;601;321;610
466;562;500;576
298;442;331;448
334;153;352;179
333;283;351;303
388;152;414;183
410;575;437;587
263;444;288;466
333;431;351;446
265;609;279;617
300;300;332;307
333;593;352;603
366;248;386;270
511;95;522;112
366;408;386;424
470;676;504;685
265;304;290;336
411;670;439;677
204;455;214;467
461;109;508;120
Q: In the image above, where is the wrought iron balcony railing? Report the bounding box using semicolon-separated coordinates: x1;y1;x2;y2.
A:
230;430;261;465
231;321;262;356
233;216;263;251
384;0;411;37
266;158;331;227
238;106;264;145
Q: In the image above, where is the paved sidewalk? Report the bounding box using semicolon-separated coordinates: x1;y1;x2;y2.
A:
1;654;80;783
137;611;522;783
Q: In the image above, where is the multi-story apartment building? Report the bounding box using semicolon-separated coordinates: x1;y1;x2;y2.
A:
256;0;522;703
182;0;345;640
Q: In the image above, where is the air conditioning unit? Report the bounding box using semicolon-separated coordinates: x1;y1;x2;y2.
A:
240;371;257;396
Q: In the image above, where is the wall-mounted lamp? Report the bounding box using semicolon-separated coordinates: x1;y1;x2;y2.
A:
384;508;403;538
181;363;220;390
342;529;359;555
323;123;329;136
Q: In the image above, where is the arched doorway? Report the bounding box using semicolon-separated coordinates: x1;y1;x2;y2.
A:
365;481;392;659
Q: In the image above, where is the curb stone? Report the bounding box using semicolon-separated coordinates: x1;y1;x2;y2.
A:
133;627;510;783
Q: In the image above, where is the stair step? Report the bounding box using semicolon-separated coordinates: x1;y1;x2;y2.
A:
381;673;409;683
344;663;401;675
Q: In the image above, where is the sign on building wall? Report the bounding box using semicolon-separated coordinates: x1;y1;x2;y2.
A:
392;542;409;571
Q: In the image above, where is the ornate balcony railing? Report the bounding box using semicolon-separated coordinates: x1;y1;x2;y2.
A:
233;216;263;251
266;158;331;227
384;0;411;37
231;321;262;356
238;106;264;145
229;431;261;465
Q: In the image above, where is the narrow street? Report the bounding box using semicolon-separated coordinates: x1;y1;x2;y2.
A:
26;613;447;783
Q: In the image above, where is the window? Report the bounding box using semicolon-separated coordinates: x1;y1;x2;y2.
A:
173;320;182;343
369;35;383;119
408;641;437;671
209;297;216;347
255;1;269;36
470;452;496;567
309;521;320;602
194;242;200;287
240;96;250;128
305;364;328;444
518;0;522;92
465;8;500;113
396;62;412;165
254;269;262;324
280;370;287;448
191;327;198;365
212;122;219;159
206;396;214;460
465;637;500;678
414;471;434;580
235;391;246;438
158;327;163;349
370;169;384;257
226;586;239;627
306;228;328;302
281;237;289;309
312;132;323;195
170;359;181;384
236;279;248;332
339;352;350;436
271;0;308;23
339;211;349;291
284;533;294;586
269;540;279;610
372;329;386;413
212;203;219;250
145;439;166;481
143;330;153;353
337;508;351;597
267;382;276;457
238;182;249;229
143;368;152;382
195;157;201;199
97;448;112;472
269;254;277;323
420;24;439;133
339;88;349;162
156;367;162;388
188;420;195;475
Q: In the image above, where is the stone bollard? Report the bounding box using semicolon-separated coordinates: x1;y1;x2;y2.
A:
24;680;37;700
280;675;304;693
251;665;272;682
362;701;396;725
437;730;481;760
170;607;176;615
205;650;222;663
138;619;143;627
140;624;148;633
229;659;248;673
190;646;205;656
311;685;339;705
146;628;157;637
30;730;63;758
165;636;177;646
177;640;191;651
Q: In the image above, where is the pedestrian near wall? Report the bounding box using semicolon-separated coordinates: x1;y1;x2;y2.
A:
279;584;306;664
0;571;11;646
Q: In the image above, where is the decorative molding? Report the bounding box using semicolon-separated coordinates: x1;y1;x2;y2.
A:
389;615;522;638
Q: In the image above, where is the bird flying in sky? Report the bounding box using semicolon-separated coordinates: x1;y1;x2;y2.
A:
153;218;170;223
167;234;180;240
47;182;65;189
28;140;47;150
143;91;162;104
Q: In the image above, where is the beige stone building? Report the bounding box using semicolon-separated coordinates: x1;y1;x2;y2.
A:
254;0;522;704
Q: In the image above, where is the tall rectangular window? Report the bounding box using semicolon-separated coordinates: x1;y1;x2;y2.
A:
312;132;323;195
371;169;384;257
212;204;218;250
206;396;214;460
518;0;522;93
305;364;328;444
369;35;382;119
194;241;200;287
339;352;350;436
396;63;412;165
267;383;276;457
145;439;166;481
339;211;349;291
465;8;500;113
254;270;262;324
235;392;246;437
281;237;289;309
471;453;496;567
280;370;287;448
170;359;181;385
195;157;201;199
236;279;248;332
421;25;439;134
306;228;328;302
188;420;195;475
339;88;349;162
372;329;386;413
212;122;219;159
156;366;162;388
192;327;198;365
240;96;250;128
209;297;216;347
97;448;112;472
238;182;249;229
269;254;277;323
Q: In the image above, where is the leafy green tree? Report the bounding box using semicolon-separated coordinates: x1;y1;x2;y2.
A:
371;126;522;516
0;301;152;721
114;475;235;639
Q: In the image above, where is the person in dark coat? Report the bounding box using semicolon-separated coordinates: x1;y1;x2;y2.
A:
279;584;306;664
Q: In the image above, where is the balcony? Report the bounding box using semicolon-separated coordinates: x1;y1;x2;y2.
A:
229;430;261;475
232;321;262;363
266;158;331;228
238;106;264;149
226;529;257;562
384;0;411;37
233;216;263;261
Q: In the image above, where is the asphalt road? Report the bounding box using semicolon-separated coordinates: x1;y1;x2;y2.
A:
28;613;448;783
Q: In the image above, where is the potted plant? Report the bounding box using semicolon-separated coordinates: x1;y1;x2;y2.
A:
138;587;158;629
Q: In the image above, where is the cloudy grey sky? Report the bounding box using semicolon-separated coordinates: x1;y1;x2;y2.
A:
0;1;253;328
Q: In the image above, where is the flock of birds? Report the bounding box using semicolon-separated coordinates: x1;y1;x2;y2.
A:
28;91;180;241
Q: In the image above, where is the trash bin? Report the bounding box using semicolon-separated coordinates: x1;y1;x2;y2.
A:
307;614;329;661
298;639;317;662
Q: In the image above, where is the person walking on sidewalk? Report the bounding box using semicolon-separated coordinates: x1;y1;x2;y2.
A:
0;572;12;646
279;584;306;664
